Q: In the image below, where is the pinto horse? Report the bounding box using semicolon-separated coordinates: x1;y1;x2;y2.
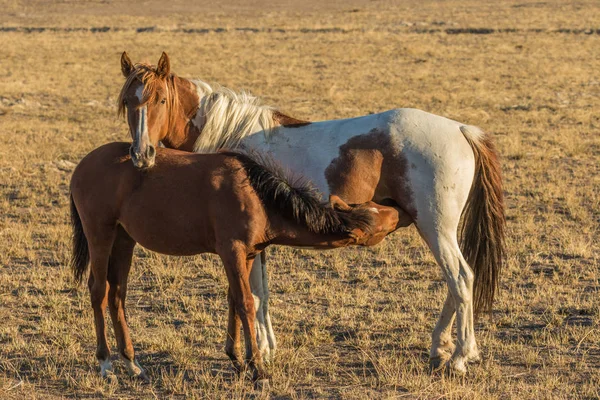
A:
118;52;505;373
70;142;405;383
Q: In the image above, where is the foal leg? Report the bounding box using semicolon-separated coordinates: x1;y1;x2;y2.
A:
225;288;244;372
220;245;268;382
106;226;147;380
87;229;117;380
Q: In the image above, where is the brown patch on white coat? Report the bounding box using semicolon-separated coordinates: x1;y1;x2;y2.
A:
324;128;417;228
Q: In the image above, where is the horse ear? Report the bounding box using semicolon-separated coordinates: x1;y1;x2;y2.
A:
329;195;352;211
121;51;134;78
157;52;171;77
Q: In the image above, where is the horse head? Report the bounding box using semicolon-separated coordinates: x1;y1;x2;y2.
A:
118;52;175;169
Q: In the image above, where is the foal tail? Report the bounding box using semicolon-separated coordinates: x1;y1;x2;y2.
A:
227;152;374;236
459;126;506;316
70;195;90;285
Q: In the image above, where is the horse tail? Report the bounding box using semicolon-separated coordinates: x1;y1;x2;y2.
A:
70;194;90;285
226;151;374;236
459;126;506;316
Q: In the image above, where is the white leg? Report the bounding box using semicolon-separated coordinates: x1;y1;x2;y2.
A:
428;233;479;373
412;191;479;373
429;290;456;368
261;252;277;357
400;124;484;373
450;251;480;368
249;255;271;361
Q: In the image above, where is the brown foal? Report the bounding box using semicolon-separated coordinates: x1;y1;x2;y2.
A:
70;142;407;383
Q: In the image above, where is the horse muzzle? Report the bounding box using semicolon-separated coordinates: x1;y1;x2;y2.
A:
129;143;156;169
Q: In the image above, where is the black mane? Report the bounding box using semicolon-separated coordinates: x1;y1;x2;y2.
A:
223;151;374;237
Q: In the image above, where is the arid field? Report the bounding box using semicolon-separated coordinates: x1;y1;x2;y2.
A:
1;0;599;398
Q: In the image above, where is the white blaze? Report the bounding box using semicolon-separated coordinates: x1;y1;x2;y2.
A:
134;86;149;149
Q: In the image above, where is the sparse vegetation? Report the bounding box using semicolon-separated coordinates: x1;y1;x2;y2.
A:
0;0;599;398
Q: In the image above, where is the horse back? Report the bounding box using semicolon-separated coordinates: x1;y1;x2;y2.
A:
71;142;269;255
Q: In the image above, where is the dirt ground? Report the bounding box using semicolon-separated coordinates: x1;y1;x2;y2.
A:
0;0;599;398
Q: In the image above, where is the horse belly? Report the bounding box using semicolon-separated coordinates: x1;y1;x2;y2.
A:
118;201;215;256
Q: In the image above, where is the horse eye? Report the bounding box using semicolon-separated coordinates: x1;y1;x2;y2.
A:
123;99;128;106
161;98;166;104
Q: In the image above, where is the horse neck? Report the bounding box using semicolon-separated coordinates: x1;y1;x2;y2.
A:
190;82;290;154
164;79;310;154
161;76;201;152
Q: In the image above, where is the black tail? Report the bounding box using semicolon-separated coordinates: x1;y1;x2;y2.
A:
70;195;89;285
226;151;374;236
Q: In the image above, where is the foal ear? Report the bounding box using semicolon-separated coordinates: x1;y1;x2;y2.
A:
157;52;171;77
329;195;352;211
348;228;365;243
121;51;134;78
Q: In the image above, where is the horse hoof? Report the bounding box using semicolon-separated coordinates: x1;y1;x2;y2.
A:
467;353;482;364
134;371;150;384
444;360;467;377
103;371;118;385
254;378;270;391
428;357;445;373
231;361;246;376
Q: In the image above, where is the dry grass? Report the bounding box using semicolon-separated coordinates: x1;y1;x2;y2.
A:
1;0;599;398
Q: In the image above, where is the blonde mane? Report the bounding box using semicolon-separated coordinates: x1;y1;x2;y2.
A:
192;80;278;153
117;63;181;124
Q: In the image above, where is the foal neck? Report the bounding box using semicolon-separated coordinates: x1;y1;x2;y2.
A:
268;215;358;249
